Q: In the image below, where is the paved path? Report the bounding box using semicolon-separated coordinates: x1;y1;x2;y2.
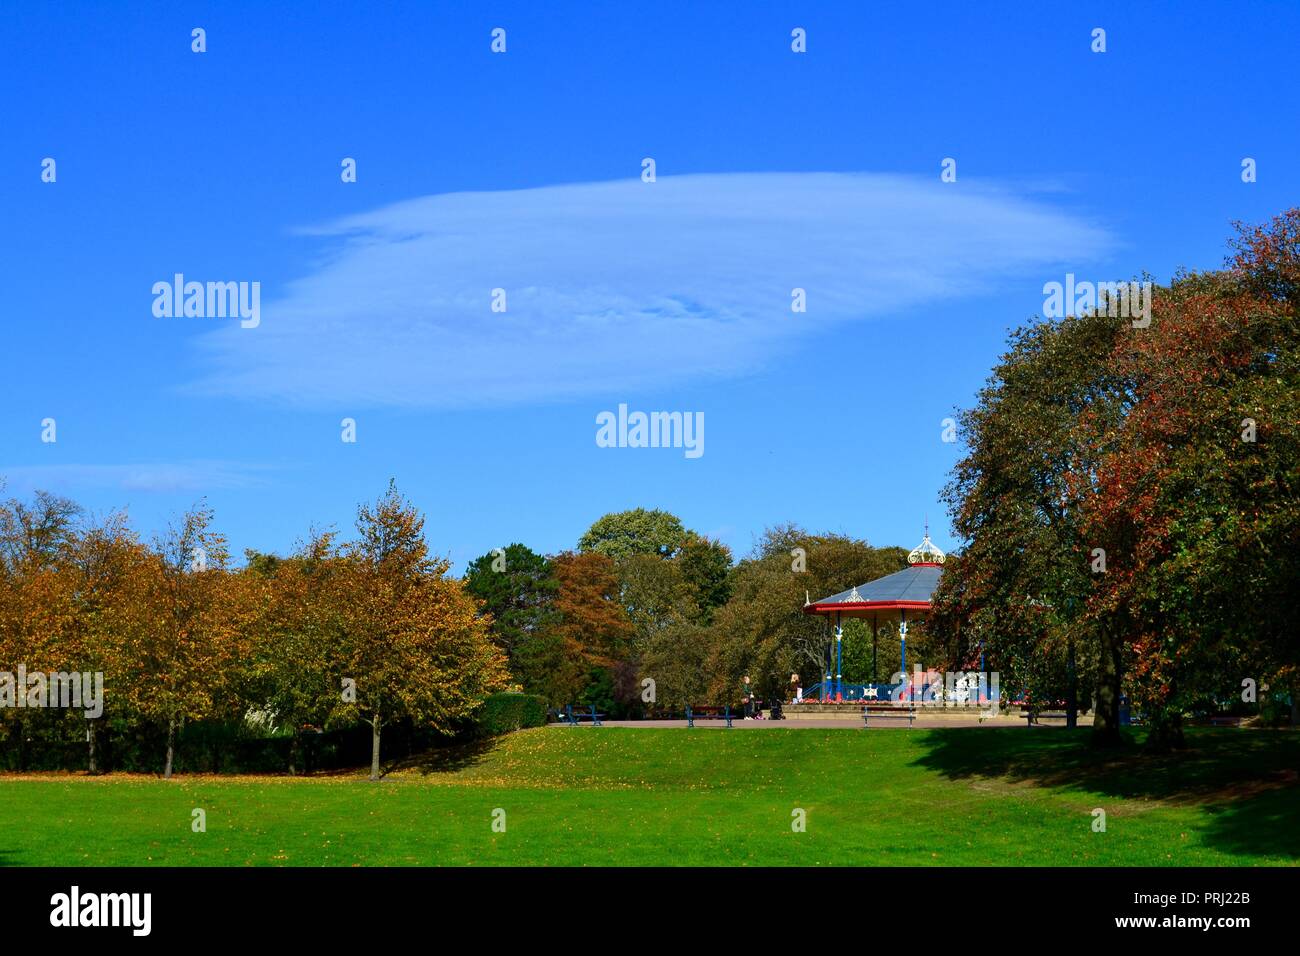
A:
550;716;1093;730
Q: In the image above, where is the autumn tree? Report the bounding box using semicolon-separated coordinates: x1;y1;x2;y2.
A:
332;483;507;780
243;530;348;774
114;504;252;777
932;209;1300;750
600;522;732;712
517;550;632;707
63;511;144;773
1076;212;1300;747
928;302;1133;744
0;490;82;770
0;489;81;569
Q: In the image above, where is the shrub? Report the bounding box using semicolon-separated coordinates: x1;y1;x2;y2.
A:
474;692;549;737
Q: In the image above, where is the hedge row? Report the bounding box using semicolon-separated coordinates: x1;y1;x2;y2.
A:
473;692;549;737
1;692;550;774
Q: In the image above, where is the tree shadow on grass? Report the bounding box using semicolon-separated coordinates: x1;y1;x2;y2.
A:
1196;783;1300;859
382;737;503;778
910;727;1300;861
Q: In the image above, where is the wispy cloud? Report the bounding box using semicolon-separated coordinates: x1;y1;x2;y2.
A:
188;172;1113;408
0;461;273;495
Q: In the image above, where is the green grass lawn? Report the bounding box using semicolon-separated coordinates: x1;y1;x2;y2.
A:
2;726;1297;866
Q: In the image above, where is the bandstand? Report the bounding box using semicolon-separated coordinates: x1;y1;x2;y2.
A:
802;529;945;702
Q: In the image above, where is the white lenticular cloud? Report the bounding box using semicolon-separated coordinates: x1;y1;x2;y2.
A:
0;462;272;494
187;172;1113;408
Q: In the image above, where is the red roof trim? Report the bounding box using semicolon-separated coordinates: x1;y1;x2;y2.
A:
803;600;931;616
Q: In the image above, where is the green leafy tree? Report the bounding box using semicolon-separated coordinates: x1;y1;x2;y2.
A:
929;304;1130;744
617;552;697;652
933;210;1300;749
639;618;713;709
674;528;907;706
578;508;687;559
1075;213;1300;746
676;533;733;616
244;530;347;774
463;543;559;677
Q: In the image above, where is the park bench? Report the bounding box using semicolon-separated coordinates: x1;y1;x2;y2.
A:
686;704;734;728
861;703;915;728
1020;710;1068;725
559;704;606;727
1209;715;1244;727
1118;703;1146;726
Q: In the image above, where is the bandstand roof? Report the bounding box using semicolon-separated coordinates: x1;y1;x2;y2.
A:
803;531;945;617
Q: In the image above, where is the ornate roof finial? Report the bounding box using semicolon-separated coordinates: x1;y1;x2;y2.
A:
908;525;946;565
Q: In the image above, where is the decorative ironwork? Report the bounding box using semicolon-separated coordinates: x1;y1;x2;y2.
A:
907;528;946;565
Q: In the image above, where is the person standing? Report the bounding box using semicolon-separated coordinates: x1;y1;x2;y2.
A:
742;674;753;719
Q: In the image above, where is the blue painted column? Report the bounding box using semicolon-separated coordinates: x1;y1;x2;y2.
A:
824;617;832;701
900;610;908;700
834;612;843;702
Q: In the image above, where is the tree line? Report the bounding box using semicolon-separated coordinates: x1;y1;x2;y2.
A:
929;210;1300;750
0;483;504;778
9;212;1289;771
1;486;912;776
463;510;914;714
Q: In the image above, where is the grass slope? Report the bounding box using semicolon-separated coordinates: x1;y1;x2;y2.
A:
1;727;1296;866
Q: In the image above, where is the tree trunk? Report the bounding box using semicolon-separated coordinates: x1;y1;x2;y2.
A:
1144;708;1186;753
164;718;176;779
1065;640;1078;729
369;713;382;781
1291;687;1298;727
1145;671;1187;752
16;716;27;773
87;720;98;775
1090;632;1124;748
288;733;300;776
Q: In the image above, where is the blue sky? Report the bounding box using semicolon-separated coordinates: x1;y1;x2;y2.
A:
2;0;1297;570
